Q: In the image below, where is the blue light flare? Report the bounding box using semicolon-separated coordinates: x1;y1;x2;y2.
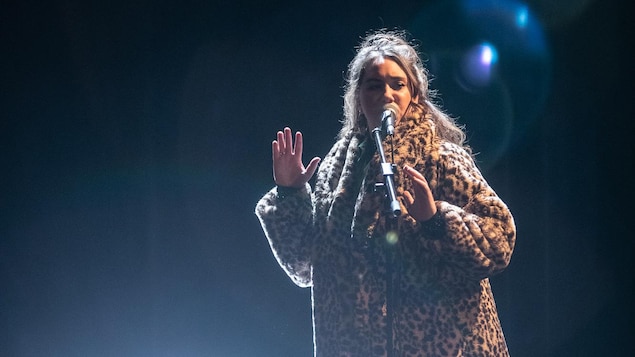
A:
458;42;499;89
480;42;498;66
516;5;529;28
409;0;551;169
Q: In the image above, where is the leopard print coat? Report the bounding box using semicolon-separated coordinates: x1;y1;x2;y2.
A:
255;108;516;356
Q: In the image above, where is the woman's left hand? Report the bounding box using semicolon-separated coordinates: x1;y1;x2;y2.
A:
402;165;437;222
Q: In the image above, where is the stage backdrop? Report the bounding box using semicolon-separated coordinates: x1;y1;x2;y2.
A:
2;0;632;356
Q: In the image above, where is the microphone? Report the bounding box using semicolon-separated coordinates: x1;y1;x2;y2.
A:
381;103;399;136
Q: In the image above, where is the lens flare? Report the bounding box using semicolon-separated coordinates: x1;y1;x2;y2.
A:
409;0;551;170
386;231;399;245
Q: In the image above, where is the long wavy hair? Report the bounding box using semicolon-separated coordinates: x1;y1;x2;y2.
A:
341;29;467;149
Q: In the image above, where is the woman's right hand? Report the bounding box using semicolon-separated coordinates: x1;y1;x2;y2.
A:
272;127;321;188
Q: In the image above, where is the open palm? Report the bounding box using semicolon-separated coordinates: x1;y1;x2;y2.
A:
272;127;321;188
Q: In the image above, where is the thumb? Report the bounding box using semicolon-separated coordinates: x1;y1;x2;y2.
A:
304;157;321;178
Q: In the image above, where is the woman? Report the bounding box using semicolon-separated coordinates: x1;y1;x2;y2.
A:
255;30;516;357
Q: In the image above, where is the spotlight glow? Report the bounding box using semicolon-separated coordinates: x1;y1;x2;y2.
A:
480;43;498;65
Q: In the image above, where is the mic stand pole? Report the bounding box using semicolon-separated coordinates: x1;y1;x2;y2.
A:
371;126;400;357
371;127;401;219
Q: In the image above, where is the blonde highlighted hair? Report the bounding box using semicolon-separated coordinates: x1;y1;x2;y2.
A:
341;29;467;148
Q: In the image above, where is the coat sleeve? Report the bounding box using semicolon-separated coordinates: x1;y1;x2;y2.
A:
400;142;516;281
254;184;314;287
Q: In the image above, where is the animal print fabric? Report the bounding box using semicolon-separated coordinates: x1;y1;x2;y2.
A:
255;108;516;356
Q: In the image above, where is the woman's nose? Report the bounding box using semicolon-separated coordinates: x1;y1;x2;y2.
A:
383;85;395;102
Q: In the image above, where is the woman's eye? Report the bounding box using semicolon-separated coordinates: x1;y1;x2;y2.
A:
363;80;406;91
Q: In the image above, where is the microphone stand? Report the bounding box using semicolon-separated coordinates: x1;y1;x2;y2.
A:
371;122;400;357
371;126;401;219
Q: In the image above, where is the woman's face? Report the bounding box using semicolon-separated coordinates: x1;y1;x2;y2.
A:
359;57;415;131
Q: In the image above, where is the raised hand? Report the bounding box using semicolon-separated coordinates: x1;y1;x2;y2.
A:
272;127;321;188
402;165;437;221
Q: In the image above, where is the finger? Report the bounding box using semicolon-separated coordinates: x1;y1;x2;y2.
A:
277;130;285;153
272;140;280;161
403;165;425;179
284;127;293;154
410;175;429;190
403;190;414;205
404;166;430;190
411;178;432;201
294;131;303;156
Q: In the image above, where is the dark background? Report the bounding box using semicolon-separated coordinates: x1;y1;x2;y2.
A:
2;0;632;356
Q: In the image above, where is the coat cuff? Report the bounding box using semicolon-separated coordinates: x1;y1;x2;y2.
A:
420;209;446;239
276;185;304;200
